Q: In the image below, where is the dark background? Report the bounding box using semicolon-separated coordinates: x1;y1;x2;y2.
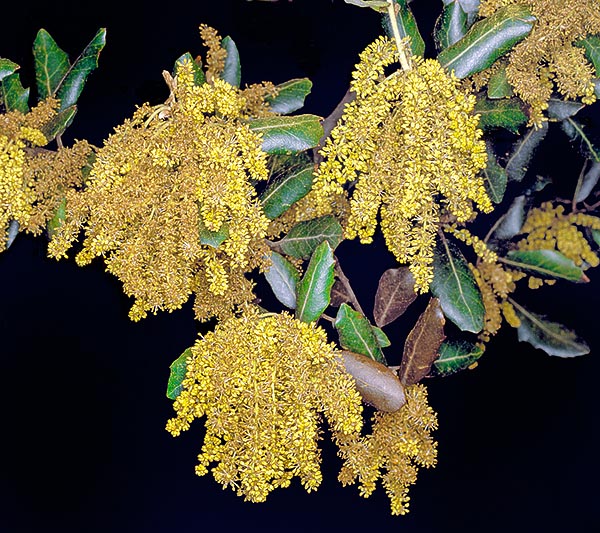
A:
1;1;598;531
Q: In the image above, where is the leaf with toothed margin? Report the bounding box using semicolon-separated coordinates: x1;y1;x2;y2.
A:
2;72;30;113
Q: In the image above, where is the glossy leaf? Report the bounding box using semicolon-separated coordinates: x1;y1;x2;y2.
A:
435;0;468;51
6;220;19;249
511;299;590;357
335;303;386;364
504;250;586;282
592;228;600;248
277;215;343;259
264;251;299;309
505;122;548;182
373;327;391;348
487;65;513;99
173;52;205;85
166;348;192;400
373;267;417;327
547;98;583;121
267;78;313;115
492;194;527;240
400;297;446;386
198;219;229;248
341;350;406;412
576;34;600;76
474;97;527;133
249;114;324;155
295;241;335;323
220;36;241;87
0;59;19;82
41;105;77;140
561;118;600;163
438;4;535;79
56;28;106;111
33;29;70;101
575;161;600;203
483;142;507;204
433;339;484;376
382;0;426;57
260;156;314;219
431;236;484;333
2;73;30;113
46;198;67;238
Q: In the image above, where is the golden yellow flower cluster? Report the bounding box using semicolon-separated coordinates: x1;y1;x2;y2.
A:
338;384;437;516
479;0;600;126
166;308;363;502
313;37;491;292
446;226;498;264
517;202;600;267
48;57;271;321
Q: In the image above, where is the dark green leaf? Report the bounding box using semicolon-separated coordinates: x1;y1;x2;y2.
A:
487;65;513;99
260;156;314;219
344;0;389;9
41;105;77;140
576;34;600;76
46;197;67;238
483;142;507;204
547;98;583;121
491;194;527;240
373;327;391;348
435;0;468;51
592;228;600;247
510;298;590;357
575;161;600;203
373;267;417;327
199;218;229;248
264;251;299;309
474;97;527;133
56;28;106;111
433;339;484;376
173;52;205;85
438;4;535;79
277;215;343;259
33;29;70;101
267;78;313;115
431;236;484;333
295;241;335;323
0;59;19;82
220;36;241;87
399;297;446;386
382;0;426;57
505;122;548;182
335;303;386;364
504;250;587;282
561;118;600;163
6;220;19;249
2;73;30;113
166;348;192;400
249;114;324;155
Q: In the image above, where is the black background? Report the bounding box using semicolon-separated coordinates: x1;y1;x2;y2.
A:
1;1;598;531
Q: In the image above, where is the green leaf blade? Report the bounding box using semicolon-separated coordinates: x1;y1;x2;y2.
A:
487;65;513;99
474;97;527;133
277;215;343;259
483;142;507;204
505;122;549;182
267;78;313;115
435;0;468;51
504;250;587;282
433;339;484;376
382;0;426;57
260;159;314;220
166;348;192;400
250;114;324;155
2;73;30;113
295;241;335;323
33;29;70;101
220;36;241;87
173;52;205;85
0;59;19;82
264;252;299;309
335;303;386;364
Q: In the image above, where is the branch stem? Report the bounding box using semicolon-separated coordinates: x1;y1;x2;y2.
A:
334;256;366;316
387;0;411;71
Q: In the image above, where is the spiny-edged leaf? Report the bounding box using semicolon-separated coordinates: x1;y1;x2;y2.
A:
295;241;335;323
266;78;312;115
344;0;389;10
41;105;77;140
249;114;324;155
382;0;425;57
335;303;386;364
166;348;192;400
173;52;205;85
277;215;343;259
547;98;583;121
2;73;30;113
6;220;19;249
575;161;600;203
46;197;67;238
491;194;527;240
474;96;527;133
504;250;587;282
373;327;391;348
33;29;70;101
431;236;484;333
330;279;352;307
434;0;468;52
483;142;507;204
260;155;314;219
0;59;19;82
56;28;106;111
220;36;241;87
399;297;446;386
510;298;590;357
576;34;600;76
264;251;299;309
373;267;417;327
505;122;548;182
487;65;513;99
341;350;406;412
561;118;600;163
438;4;535;79
433;339;484;376
199;218;229;248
